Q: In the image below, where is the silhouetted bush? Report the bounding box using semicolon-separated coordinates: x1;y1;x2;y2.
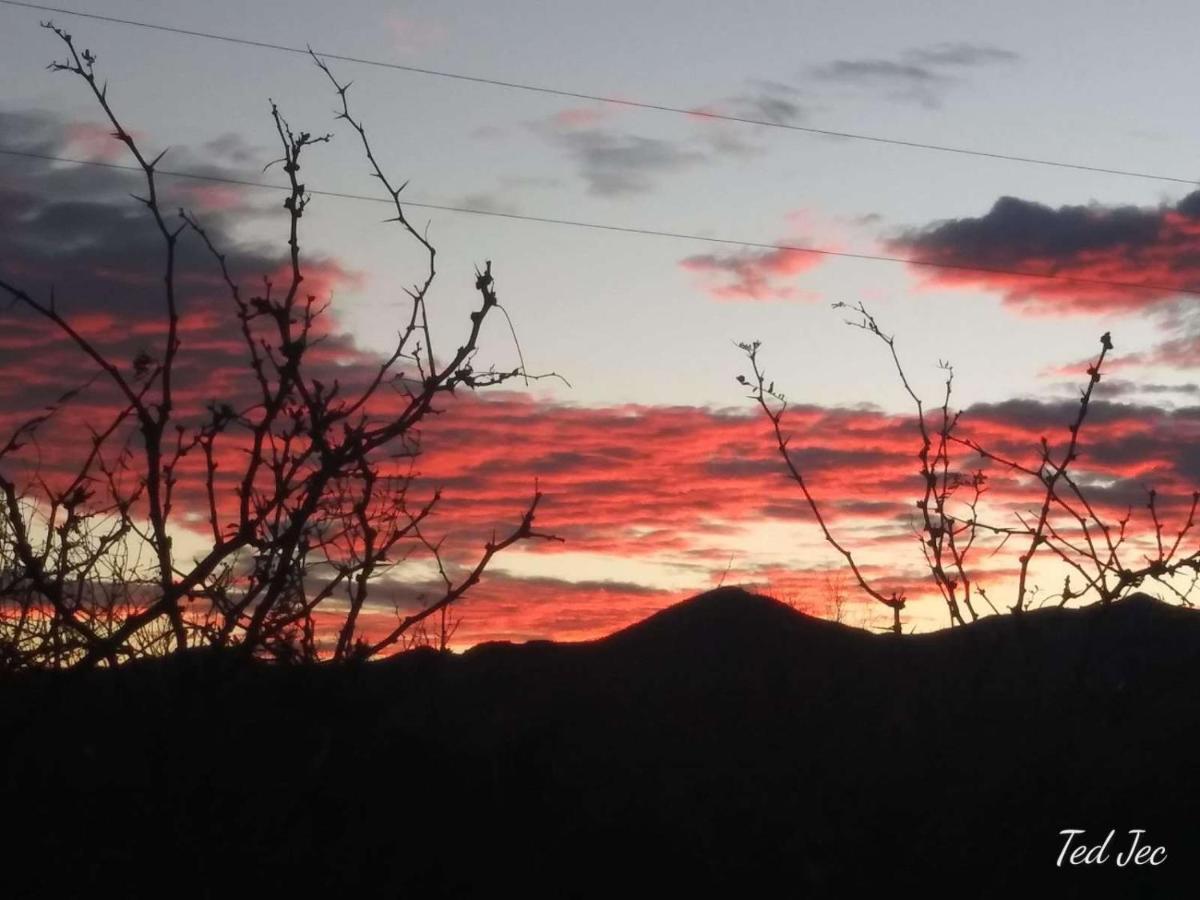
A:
741;303;1199;631
0;24;559;669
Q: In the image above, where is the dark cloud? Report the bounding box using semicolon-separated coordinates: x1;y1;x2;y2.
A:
810;59;949;107
696;127;763;158
905;42;1020;67
532;85;800;196
0;112;337;292
903;195;1161;261
0;107;364;459
961;398;1200;494
680;244;824;300
545;128;705;196
814;59;945;84
965;397;1169;431
201;132;262;166
2;109;58;153
1093;379;1200;398
810;41;1018;107
724;80;807;125
451;191;519;214
889;192;1200;314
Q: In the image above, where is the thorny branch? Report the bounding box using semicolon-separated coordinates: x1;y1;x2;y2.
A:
0;25;561;669
741;304;1200;630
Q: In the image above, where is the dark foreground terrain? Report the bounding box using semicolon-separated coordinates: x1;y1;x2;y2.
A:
3;588;1198;898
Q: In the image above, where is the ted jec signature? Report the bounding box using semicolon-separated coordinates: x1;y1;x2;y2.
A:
1056;829;1167;868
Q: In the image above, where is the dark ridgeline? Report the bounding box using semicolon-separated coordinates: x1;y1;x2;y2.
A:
3;587;1197;898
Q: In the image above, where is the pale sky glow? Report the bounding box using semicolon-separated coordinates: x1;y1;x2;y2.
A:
4;1;1200;641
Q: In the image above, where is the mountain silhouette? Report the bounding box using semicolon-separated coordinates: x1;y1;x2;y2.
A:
601;584;859;652
4;588;1198;898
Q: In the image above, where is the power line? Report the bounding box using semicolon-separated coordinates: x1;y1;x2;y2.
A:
4;145;1200;299
1;0;1197;188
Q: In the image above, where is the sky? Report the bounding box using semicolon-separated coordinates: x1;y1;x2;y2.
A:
3;0;1200;646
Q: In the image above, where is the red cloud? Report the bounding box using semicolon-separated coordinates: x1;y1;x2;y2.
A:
5;327;1200;641
7;118;1200;645
2;184;1196;643
890;194;1200;315
681;244;824;300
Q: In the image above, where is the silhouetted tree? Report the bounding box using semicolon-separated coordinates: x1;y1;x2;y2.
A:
0;24;561;669
741;302;1200;632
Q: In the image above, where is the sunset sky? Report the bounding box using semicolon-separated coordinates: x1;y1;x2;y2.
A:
4;0;1200;645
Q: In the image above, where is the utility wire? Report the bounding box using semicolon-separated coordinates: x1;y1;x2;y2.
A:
4;145;1200;299
1;0;1198;187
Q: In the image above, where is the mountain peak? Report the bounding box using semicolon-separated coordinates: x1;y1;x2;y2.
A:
600;586;853;655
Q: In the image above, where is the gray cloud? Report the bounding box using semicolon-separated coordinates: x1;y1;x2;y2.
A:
530;78;810;196
541;127;706;197
905;42;1020;67
1089;379;1200;399
810;41;1018;107
814;59;946;84
697;127;763;158
888;192;1200;315
0;111;277;317
811;59;949;107
965;398;1174;431
725;80;807;125
897;195;1172;262
201;132;262;166
451;191;519;215
0;108;363;420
